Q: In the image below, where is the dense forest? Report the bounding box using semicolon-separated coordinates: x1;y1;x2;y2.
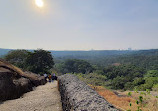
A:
0;48;158;91
53;49;158;91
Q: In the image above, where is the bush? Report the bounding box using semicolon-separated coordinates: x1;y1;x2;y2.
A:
135;84;152;91
152;84;158;91
75;73;107;86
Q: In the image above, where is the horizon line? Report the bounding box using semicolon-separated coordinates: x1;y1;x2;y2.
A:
0;47;158;51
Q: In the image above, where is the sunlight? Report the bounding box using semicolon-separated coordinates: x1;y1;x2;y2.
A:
35;0;44;8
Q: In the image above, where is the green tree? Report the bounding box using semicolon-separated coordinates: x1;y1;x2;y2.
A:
25;49;54;74
135;77;158;90
132;78;145;86
4;50;29;68
111;76;126;89
61;59;93;74
144;70;158;78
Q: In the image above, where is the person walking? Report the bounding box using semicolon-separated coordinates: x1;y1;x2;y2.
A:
43;73;48;82
48;74;52;82
52;73;58;81
51;73;55;82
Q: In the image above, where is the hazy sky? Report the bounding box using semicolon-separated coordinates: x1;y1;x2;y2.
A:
0;0;158;50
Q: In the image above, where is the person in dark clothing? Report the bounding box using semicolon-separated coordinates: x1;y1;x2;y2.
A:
51;73;58;81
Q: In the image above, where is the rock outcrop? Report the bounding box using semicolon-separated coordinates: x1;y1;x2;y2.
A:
58;74;118;111
0;59;46;101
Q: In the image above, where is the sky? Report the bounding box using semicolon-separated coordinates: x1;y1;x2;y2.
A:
0;0;158;50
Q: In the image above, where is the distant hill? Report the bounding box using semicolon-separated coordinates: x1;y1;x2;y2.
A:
50;49;158;70
50;50;135;58
1;48;158;58
50;49;158;62
0;48;134;57
0;48;12;57
0;48;158;70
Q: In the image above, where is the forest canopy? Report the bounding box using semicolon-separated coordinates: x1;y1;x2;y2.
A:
1;49;158;91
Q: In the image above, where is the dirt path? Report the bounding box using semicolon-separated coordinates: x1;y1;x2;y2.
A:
0;81;62;111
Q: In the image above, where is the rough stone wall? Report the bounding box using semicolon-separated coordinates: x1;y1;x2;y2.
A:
58;74;118;111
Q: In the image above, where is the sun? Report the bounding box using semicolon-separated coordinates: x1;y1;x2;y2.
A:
35;0;44;8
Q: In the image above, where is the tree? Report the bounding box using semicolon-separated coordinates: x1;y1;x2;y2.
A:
25;49;54;74
4;50;29;68
111;76;126;89
60;59;93;74
144;70;158;78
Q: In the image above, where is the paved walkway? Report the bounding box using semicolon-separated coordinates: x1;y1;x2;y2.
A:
0;81;62;111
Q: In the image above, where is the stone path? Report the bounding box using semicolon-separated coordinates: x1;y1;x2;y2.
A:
0;81;62;111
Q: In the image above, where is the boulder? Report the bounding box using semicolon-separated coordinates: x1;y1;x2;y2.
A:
0;59;46;101
0;71;17;101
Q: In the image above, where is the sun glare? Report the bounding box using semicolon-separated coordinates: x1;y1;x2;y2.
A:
35;0;44;8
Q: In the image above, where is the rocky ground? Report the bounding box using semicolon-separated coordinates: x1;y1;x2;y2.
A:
0;81;62;111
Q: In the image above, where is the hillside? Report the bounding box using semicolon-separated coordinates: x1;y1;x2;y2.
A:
0;48;12;57
1;48;158;70
1;48;158;58
52;49;158;70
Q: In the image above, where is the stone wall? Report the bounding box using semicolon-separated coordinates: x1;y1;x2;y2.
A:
58;74;118;111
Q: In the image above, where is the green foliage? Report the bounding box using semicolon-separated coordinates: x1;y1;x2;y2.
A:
54;49;158;71
75;73;107;86
111;76;126;89
134;95;144;111
134;88;138;93
136;100;139;105
140;92;146;96
4;49;54;74
152;84;158;91
4;50;29;68
128;92;132;96
100;64;158;90
102;65;145;80
53;50;158;91
135;77;158;90
132;78;145;86
25;49;54;74
144;70;158;78
139;96;143;104
124;82;135;90
101;65;145;90
57;59;94;74
134;84;151;91
146;89;150;94
145;77;158;85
